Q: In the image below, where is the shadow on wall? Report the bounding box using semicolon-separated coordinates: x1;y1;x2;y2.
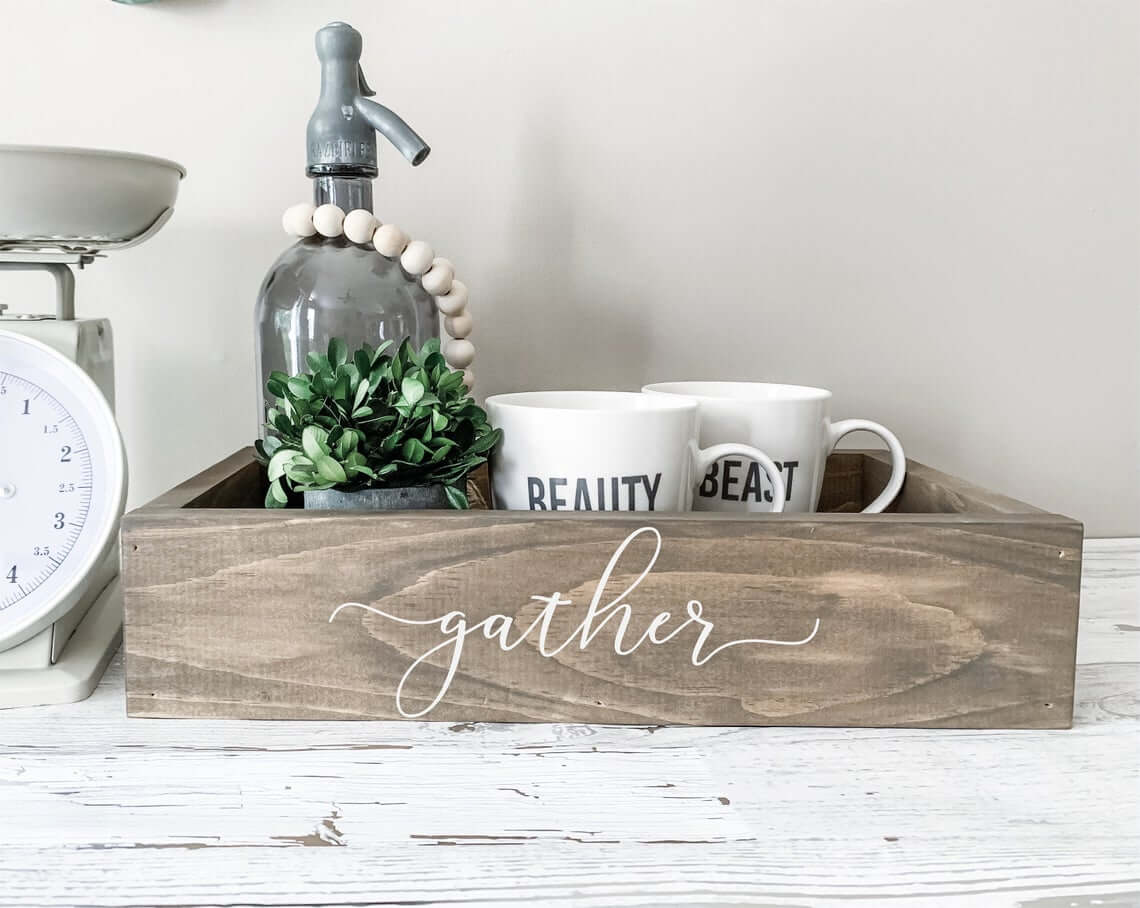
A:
482;104;649;396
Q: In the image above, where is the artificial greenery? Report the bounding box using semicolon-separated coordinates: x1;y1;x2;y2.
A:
255;337;501;510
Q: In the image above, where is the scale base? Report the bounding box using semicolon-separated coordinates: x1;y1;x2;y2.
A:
0;577;122;709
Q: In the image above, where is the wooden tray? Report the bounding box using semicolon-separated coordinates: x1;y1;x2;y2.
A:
121;448;1083;728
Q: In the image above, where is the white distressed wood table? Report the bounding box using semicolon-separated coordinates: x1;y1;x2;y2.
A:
1;539;1137;907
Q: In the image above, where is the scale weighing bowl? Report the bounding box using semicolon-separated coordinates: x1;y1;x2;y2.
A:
0;145;185;253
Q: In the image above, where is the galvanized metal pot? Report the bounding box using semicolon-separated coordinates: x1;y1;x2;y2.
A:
303;485;448;510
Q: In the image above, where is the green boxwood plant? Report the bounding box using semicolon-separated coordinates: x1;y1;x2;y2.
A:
255;337;501;509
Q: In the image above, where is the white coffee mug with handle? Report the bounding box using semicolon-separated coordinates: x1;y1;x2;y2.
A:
641;382;905;514
485;391;786;512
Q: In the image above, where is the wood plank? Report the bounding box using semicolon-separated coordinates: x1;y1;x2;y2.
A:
864;449;1053;515
147;446;263;509
817;451;864;512
122;505;1082;726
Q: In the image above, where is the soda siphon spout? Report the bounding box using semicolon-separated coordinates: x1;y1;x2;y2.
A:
306;21;430;177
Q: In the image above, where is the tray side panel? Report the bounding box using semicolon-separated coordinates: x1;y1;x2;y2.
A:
122;508;1083;728
817;452;864;512
142;449;925;513
863;450;1050;515
147;448;263;509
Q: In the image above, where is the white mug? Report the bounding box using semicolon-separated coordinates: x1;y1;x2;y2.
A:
485;391;787;512
641;382;905;514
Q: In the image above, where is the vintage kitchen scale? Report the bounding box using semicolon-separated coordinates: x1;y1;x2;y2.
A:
0;145;184;707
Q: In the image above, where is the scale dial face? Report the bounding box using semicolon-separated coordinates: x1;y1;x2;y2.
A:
0;331;126;650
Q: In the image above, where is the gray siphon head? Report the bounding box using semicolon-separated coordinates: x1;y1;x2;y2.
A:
306;21;430;178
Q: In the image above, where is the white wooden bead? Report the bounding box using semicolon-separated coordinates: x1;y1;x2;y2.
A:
401;240;435;276
421;258;455;296
372;223;408;258
444;338;475;369
444;312;473;339
343;209;378;245
435;279;468;316
462;368;474;390
312;204;346;238
282;203;316;237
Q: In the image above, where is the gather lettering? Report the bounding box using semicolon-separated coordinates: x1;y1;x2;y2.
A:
329;526;820;718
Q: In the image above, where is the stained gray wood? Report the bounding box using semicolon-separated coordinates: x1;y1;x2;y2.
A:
121;451;1083;728
863;449;1050;515
814;451;864;512
148;447;264;509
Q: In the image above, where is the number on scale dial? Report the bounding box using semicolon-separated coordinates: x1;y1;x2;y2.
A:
0;332;126;650
0;375;93;608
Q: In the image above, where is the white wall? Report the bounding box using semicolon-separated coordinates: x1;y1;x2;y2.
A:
2;0;1137;534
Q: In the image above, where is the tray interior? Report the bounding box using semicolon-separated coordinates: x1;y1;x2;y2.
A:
167;449;1046;516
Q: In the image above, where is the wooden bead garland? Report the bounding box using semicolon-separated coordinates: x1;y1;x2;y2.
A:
435;280;468;317
342;209;378;245
372;223;408;258
421;258;454;296
444;312;472;339
445;339;475;370
282;202;317;237
312;204;346;238
400;240;434;276
283;204;475;388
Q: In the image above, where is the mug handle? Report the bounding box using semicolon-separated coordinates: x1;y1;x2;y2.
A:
694;443;787;513
827;419;906;513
